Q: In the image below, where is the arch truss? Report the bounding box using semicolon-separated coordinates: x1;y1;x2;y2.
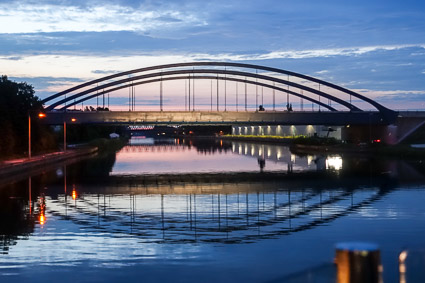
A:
42;62;396;120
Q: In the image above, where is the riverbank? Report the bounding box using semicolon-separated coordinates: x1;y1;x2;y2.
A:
0;147;98;184
220;134;425;158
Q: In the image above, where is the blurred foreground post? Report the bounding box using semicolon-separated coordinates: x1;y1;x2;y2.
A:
335;242;382;283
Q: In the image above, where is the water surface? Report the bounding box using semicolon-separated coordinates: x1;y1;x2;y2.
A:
0;138;424;282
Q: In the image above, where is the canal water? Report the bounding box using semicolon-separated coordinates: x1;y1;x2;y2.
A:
0;138;425;282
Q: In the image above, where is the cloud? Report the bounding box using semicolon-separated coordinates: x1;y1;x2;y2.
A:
2;44;425;94
253;44;425;60
356;89;425;97
0;56;22;60
92;69;121;75
0;3;205;34
315;70;329;74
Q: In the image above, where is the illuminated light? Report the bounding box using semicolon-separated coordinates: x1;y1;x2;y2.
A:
291;154;296;163
220;140;223;147
71;118;77;122
399;250;407;283
399;251;408;263
129;125;155;130
373;139;381;143
277;149;282;160
326;156;343;171
72;189;77;200
39;214;45;225
38;113;46;118
306;125;315;135
307;155;314;165
290;125;296;136
267;148;271;157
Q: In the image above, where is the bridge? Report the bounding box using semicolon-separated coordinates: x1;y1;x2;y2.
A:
40;62;424;143
42;110;390;126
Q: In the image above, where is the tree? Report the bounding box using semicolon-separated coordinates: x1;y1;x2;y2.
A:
0;76;55;158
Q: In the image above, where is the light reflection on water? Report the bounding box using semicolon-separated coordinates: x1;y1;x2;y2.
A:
0;139;424;282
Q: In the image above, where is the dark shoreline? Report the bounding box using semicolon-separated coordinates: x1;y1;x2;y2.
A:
0;147;98;187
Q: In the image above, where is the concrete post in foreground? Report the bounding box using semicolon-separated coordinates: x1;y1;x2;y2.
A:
335;242;382;283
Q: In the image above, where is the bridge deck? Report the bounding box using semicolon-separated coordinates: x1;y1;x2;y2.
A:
43;110;392;126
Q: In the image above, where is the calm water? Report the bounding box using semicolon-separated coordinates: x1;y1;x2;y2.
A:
1;138;425;282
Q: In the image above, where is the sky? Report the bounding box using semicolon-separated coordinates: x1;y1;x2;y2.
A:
1;0;425;111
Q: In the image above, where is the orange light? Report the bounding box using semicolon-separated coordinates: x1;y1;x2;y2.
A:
38;113;46;118
71;118;77;122
72;189;77;200
39;214;45;225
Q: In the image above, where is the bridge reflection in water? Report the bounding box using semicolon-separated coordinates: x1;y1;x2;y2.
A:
40;139;393;245
45;186;388;244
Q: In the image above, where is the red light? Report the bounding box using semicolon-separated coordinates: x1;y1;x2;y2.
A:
38;113;46;118
71;118;77;122
374;139;381;143
72;189;77;200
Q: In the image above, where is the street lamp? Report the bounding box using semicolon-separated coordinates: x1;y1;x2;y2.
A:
63;117;77;152
28;111;46;159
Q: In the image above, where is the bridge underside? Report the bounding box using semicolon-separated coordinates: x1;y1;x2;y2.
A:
43;110;387;126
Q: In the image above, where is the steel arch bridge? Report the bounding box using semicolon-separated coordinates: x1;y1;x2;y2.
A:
41;62;398;125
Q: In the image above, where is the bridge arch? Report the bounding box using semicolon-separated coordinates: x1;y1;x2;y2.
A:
63;75;337;112
42;62;395;118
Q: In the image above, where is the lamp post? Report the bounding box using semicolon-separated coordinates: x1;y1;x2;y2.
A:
63;119;66;152
63;115;77;152
28;111;46;159
28;113;31;158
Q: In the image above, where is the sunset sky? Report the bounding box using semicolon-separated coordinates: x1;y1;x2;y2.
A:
1;0;425;110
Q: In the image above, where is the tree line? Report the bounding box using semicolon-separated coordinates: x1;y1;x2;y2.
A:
0;76;56;158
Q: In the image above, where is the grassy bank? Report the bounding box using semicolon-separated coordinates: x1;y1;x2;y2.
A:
224;134;425;159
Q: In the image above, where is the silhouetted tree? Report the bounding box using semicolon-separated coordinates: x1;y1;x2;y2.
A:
0;76;56;158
